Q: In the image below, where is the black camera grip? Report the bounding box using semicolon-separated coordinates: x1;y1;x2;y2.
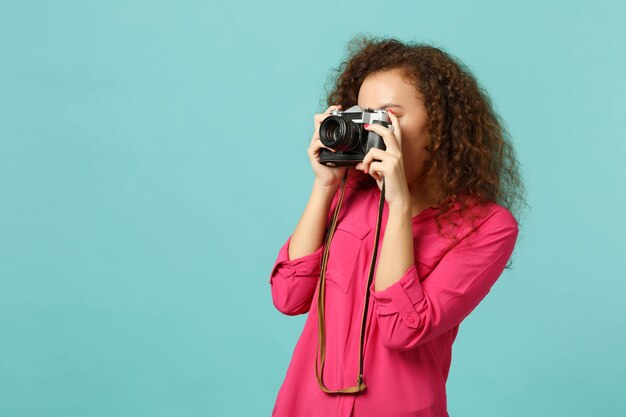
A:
366;131;387;155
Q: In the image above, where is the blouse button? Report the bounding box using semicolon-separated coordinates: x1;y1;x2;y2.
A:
406;313;417;324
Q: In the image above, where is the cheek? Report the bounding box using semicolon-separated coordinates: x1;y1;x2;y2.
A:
401;137;430;178
398;124;420;155
400;122;428;154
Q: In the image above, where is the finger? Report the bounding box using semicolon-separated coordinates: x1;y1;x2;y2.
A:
309;125;326;145
309;138;336;157
364;123;401;154
361;147;388;169
316;138;336;152
367;161;385;181
325;104;342;113
314;104;342;128
313;113;327;128
364;122;400;153
386;109;402;145
315;104;342;124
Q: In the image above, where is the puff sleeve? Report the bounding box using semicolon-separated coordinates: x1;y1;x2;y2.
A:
370;208;519;351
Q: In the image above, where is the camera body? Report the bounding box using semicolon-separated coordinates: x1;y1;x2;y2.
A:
318;105;392;167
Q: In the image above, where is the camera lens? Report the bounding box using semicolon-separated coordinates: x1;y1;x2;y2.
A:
319;116;360;151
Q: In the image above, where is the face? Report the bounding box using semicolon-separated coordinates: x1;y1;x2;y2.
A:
357;68;431;188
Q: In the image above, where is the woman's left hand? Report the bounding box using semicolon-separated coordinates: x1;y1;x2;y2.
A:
355;109;411;210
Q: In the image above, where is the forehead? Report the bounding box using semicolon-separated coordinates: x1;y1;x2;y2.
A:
357;69;421;107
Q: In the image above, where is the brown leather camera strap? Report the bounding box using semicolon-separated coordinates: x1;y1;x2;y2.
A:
315;169;386;394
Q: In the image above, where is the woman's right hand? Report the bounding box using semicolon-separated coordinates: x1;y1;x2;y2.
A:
307;104;348;190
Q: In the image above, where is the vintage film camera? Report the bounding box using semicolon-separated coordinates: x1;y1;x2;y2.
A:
318;105;393;166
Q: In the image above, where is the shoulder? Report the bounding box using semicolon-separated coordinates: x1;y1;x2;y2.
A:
437;198;519;248
476;201;518;230
466;201;519;251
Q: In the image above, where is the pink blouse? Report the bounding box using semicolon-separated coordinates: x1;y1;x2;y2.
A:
268;175;519;417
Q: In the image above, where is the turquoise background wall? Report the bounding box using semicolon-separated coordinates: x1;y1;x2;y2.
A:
1;1;624;416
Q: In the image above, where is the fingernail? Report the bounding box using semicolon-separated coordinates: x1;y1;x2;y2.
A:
388;108;395;114
364;123;369;128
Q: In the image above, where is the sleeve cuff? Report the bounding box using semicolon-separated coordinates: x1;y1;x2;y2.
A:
370;264;425;328
269;234;325;282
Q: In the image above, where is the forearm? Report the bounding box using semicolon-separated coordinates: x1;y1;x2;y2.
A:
374;203;414;292
288;181;337;260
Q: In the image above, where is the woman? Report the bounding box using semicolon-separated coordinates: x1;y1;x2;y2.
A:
268;36;526;417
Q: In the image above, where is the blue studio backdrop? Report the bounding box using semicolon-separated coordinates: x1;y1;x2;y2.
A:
1;1;624;416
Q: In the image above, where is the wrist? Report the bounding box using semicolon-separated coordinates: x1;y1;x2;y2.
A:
388;192;412;214
313;179;340;195
388;202;412;218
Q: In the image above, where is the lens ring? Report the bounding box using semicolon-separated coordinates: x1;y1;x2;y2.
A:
319;116;360;151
